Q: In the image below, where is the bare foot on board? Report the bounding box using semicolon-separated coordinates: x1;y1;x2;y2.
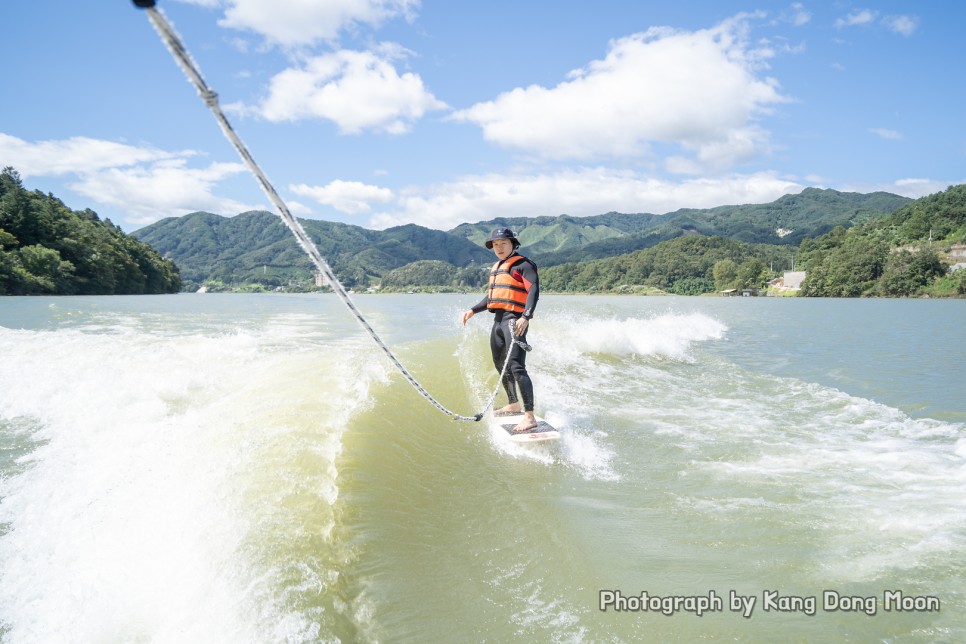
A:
512;411;538;433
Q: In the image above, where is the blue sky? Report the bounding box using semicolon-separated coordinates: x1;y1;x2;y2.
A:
2;1;962;232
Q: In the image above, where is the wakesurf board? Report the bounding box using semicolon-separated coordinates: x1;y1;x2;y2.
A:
495;412;560;443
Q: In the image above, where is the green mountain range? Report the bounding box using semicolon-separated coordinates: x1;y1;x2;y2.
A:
133;211;493;290
539;183;966;298
133;187;911;291
453;187;911;265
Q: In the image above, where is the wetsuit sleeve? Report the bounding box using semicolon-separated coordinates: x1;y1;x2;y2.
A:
515;259;539;319
470;295;488;314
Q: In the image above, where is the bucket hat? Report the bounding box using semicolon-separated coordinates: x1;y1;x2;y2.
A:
485;227;520;249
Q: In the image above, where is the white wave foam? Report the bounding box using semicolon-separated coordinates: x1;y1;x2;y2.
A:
674;371;966;582
539;311;727;362
526;311;726;480
0;323;381;642
459;311;719;480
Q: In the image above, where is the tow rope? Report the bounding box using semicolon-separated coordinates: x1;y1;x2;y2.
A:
132;0;512;422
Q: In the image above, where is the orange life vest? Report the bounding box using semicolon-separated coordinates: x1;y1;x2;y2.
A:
487;254;531;314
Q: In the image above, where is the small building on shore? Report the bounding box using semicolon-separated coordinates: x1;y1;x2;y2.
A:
782;271;807;290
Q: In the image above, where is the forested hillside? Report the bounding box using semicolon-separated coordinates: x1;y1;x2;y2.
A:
133;211;493;291
379;260;487;291
798;184;966;297
0;167;181;295
541;236;795;295
540;185;966;298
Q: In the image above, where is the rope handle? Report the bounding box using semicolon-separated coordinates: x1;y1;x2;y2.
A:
455;332;521;422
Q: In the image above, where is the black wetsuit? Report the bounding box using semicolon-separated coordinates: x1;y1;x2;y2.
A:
471;253;539;411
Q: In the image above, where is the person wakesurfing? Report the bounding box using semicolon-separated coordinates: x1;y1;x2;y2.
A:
461;228;540;432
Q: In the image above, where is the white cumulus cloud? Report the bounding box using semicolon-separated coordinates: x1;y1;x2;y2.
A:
210;0;419;46
290;179;393;214
834;9;918;36
173;0;222;8
870;128;903;141
238;48;447;133
0;133;261;227
69;160;260;226
0;133;183;177
450;14;787;172
835;10;878;29
883;15;919;37
789;3;811;27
